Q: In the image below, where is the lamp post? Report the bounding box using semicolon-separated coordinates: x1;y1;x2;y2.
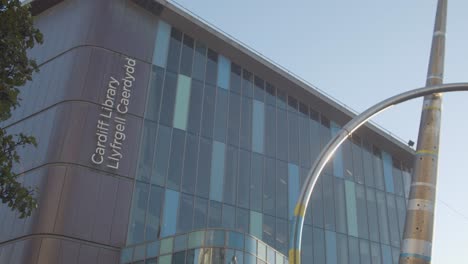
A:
288;82;468;264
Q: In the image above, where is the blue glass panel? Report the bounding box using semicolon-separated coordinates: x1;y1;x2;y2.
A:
188;231;204;248
146;241;159;258
161;189;179;237
177;193;193;233
331;122;344;178
381;244;392;264
227;231;244;250
153;20;171;67
249;211;262;239
325;230;337;264
345;181;358;237
205;230;225;247
146;185;163;241
382;151;394;193
145;68;164;121
313;227;326;264
173;74;191;131
288;163;300;220
222;204;236;229
359;239;371;264
370;242;382;264
210;141;226;202
336;233;348;264
245;236;257;255
120;247;133;263
252;100;265;154
217;55;230;89
133;245;145;261
250;153;263;211
174;234;187;252
208;200;222;227
127;182;149;244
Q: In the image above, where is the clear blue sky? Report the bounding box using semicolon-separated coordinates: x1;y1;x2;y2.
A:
169;0;468;262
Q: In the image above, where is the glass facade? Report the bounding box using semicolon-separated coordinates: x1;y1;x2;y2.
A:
123;19;413;264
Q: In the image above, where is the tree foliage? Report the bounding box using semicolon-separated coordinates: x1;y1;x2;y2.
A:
0;0;43;218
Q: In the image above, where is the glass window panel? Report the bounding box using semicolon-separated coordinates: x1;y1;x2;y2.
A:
386;194;400;247
208;200;222;227
167;129;186;190
264;104;276;158
362;142;375;188
288;163;300;220
325;230;337;264
196;138;212;198
276;218;288;255
236;207;249;233
242;69;253;98
160;237;173;255
210;141;226;202
373;146;385;191
392;247;400;264
180;34;194;76
227;231;244;250
311;177;325;228
262;214;275;248
382;151;394;193
159;255;172;264
174;234;187;252
237;150;251;208
276;160;288;219
167;28;182;72
342;140;354;181
224;145;238;205
288;111;300;164
309;109;321;163
348;236;360;264
188;231;205;248
240;96;252;150
172;251;185;264
366;188;380;242
254;76;265;101
245;253;256;264
153;20;171;67
217;55;230;89
173;74;191;131
159;71;177;127
250;153;264;211
392;160;404;197
331;122;344;178
145;66;165;122
146;185;164;241
205;230;225;246
258;241;267;261
192;41;206;81
230;63;241;94
376;191;390;245
205;49;218;85
249;211;263;239
137;121;157;183
161;189;179;237
359;239;372;264
276;108;288;161
187;79;203;135
299;114;311;168
182;133;198;195
245;235;257;255
222;204;236;229
252;100;265;154
287;95;298;112
152;125;171;186
351;136;365;184
334;178;347;234
345;181;358;237
193;197;208;230
395;196;406;237
313;227;326;264
381;244;392;264
320;117;333;175
227;92;241;146
355;184;369;239
402;168;412;198
127;181;149;244
147;241;160;258
336;233;349;264
177;193;194;234
301;225;313;263
201;84;216;139
214;88;229;142
265;82;276;106
263;158;276;216
322;174;336;231
267;247;275;264
370;242;382;264
276;89;287;109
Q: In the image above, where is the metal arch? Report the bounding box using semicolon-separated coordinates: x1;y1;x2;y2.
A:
289;83;468;264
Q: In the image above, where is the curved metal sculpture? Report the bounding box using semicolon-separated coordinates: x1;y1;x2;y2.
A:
289;82;468;264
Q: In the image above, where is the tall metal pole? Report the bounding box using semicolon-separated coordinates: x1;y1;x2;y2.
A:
399;0;447;263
